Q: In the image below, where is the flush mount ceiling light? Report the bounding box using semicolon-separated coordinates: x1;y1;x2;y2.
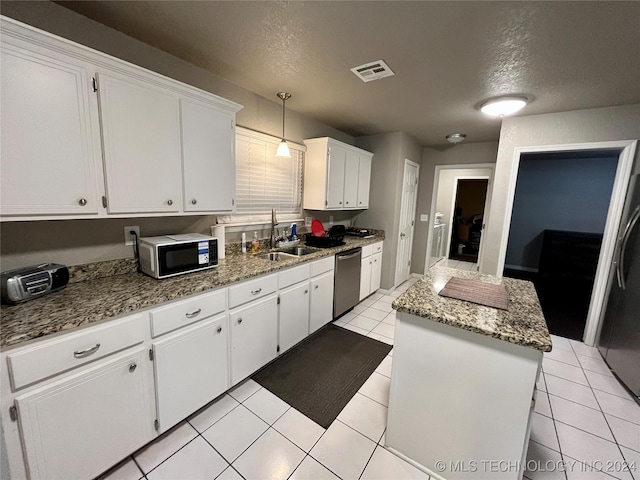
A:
480;96;528;117
446;133;467;144
275;92;292;158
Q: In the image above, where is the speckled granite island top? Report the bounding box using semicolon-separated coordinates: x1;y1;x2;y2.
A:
392;266;552;352
0;235;383;349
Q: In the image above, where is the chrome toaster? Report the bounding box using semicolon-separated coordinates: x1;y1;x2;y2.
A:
1;263;69;304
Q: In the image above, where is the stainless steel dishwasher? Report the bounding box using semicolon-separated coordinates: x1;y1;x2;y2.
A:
334;247;362;319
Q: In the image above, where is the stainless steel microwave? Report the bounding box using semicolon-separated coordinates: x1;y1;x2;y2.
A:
138;234;218;279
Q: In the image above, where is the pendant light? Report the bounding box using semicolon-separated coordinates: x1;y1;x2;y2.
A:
275;92;292;158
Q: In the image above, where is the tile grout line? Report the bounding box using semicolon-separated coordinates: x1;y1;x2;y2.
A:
540;371;569;480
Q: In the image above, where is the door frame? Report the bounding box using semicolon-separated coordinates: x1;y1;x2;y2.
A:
445;175;491;265
424;163;495;274
395;159;420;286
496;140;637;345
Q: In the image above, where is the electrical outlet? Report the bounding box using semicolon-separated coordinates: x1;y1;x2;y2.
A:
124;226;140;246
329;215;334;226
420;214;429;222
305;217;312;227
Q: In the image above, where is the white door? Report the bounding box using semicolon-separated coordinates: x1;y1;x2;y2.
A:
16;348;154;480
97;71;181;214
279;282;310;353
181;99;235;212
230;295;278;385
152;315;229;432
0;43;101;216
395;160;420;285
326;145;346;208
309;271;335;333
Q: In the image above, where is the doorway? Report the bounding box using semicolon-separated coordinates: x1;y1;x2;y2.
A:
503;151;619;340
448;178;489;264
496;140;637;345
424;164;495;273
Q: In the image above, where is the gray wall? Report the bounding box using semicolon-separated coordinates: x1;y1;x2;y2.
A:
483;104;640;276
412;142;498;275
0;1;355;270
504;154;618;271
355;132;422;289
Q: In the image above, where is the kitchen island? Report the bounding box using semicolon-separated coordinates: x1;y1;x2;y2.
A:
388;266;552;480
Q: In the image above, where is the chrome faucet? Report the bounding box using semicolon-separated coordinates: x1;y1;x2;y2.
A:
270;208;279;249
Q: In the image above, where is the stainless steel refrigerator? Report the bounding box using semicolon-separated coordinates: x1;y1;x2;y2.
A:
598;174;640;400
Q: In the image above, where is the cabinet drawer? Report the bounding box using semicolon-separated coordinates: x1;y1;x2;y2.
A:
278;264;310;289
310;257;334;277
7;313;146;390
150;289;226;337
373;242;383;254
228;274;277;308
361;245;373;258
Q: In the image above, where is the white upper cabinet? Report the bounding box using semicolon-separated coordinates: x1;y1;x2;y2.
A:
180;99;236;212
97;71;182;214
303;137;373;211
0;35;102;217
0;17;242;220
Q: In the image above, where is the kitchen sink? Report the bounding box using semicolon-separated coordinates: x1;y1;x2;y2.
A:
277;246;319;256
256;252;297;261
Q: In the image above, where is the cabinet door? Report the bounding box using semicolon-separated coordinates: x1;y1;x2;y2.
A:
326;145;346;208
16;348;154;480
343;150;359;208
230;295;278;385
310;272;335;333
152;315;229;432
357;155;372;209
360;257;373;300
279;282;310;353
371;252;382;293
181;99;235;212
1;42;101;216
97;72;181;213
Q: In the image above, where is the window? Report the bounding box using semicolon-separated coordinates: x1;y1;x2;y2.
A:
217;127;304;225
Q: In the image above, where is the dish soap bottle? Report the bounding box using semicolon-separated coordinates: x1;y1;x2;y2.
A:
241;232;247;254
252;232;260;253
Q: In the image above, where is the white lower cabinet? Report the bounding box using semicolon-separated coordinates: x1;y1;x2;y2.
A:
278;282;310;354
152;314;229;432
15;347;154;480
360;242;384;299
309;271;335;333
230;295;278;385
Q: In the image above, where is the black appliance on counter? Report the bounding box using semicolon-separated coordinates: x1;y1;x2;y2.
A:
305;225;346;248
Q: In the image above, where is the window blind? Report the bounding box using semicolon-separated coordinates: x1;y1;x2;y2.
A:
218;128;304;224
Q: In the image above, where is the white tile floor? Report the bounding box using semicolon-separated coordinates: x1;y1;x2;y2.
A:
437;258;478;271
100;278;640;480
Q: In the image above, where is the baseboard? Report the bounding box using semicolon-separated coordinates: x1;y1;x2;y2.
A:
504;264;539;273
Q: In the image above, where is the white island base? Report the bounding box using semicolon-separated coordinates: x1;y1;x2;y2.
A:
386;311;542;480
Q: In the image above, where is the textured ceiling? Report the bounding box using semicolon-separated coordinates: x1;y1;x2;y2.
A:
57;1;640;146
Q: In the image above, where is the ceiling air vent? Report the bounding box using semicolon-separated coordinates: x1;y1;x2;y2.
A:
350;60;395;82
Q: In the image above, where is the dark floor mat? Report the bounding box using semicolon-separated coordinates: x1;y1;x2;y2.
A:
252;324;392;428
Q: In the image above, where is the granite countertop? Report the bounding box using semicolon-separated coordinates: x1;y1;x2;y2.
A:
1;235;384;350
392;266;552;352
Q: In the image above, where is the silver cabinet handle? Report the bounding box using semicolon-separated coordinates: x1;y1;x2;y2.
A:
217;326;222;333
167;199;173;206
251;288;262;295
315;285;319;290
346;201;349;205
238;318;243;324
191;199;197;205
304;289;308;294
400;232;406;238
339;201;342;205
129;363;137;373
185;308;201;318
359;201;362;204
78;198;87;206
74;343;100;358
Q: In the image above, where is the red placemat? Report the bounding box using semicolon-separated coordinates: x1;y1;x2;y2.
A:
438;277;509;310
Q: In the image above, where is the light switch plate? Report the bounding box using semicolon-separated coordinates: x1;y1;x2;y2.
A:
305;217;312;227
420;214;429;222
